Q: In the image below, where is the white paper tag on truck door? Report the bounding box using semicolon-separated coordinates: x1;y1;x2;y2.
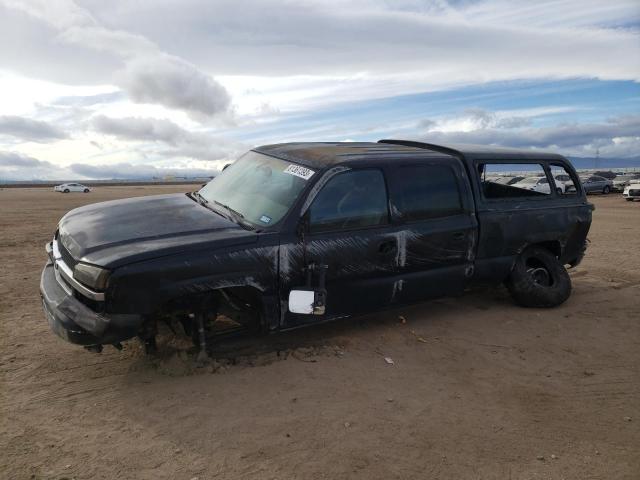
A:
284;164;315;180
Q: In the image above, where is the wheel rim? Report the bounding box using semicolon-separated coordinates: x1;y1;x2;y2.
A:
527;267;551;286
525;257;554;287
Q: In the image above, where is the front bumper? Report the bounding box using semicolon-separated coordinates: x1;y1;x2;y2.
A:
623;188;640;199
40;261;143;346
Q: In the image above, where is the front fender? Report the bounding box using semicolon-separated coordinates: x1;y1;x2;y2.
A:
106;243;279;316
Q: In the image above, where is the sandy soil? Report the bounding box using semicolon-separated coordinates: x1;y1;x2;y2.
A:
1;186;639;480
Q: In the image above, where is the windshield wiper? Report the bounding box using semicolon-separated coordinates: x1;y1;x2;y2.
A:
190;191;232;221
213;200;244;219
192;191;208;205
212;200;256;231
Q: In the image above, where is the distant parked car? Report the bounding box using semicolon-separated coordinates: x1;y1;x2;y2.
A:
623;181;640;201
613;173;640;192
579;175;613;194
54;183;91;193
511;176;552;194
594;171;617;180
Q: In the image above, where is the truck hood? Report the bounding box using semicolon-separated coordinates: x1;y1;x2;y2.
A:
58;193;258;268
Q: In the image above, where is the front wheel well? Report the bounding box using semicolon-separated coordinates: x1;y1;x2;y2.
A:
157;286;266;334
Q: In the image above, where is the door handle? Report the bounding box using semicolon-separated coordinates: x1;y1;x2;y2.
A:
378;240;397;255
451;231;466;241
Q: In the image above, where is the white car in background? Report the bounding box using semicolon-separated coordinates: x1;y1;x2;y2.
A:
614;173;640;192
551;173;573;193
623;180;640;202
54;183;91;193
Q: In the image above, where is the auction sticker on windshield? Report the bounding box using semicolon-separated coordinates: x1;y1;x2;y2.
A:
284;164;315;180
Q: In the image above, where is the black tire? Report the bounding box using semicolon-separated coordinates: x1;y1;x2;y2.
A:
626;198;634;202
556;187;563;195
63;189;70;193
506;246;571;308
603;185;610;194
84;188;90;193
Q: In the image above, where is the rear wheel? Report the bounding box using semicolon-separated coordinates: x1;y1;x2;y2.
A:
626;198;634;202
84;188;90;193
63;189;70;193
603;185;610;194
556;187;563;195
506;246;571;308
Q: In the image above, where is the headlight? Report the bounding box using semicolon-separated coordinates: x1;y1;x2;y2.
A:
73;263;110;291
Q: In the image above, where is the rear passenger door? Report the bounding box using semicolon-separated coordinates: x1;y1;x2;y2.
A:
387;162;477;305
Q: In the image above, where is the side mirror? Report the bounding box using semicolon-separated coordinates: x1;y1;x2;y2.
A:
289;263;328;315
288;289;326;315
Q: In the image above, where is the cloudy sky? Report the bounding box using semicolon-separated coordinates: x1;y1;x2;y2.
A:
0;0;639;180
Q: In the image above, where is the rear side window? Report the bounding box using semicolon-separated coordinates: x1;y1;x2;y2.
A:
480;163;551;199
309;169;389;233
392;165;463;221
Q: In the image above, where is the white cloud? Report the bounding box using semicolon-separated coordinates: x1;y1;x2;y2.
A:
92;115;187;145
0;150;56;167
3;0;639;113
0;150;71;180
1;0;231;120
89;0;640;91
0;150;220;180
91;115;243;161
0;0;639;176
418;106;581;133
415;114;640;157
117;56;231;119
0;115;67;142
462;0;640;29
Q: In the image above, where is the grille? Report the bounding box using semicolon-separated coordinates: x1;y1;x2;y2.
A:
58;241;78;269
75;290;105;312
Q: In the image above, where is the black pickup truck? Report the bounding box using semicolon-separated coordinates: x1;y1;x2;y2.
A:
40;141;592;358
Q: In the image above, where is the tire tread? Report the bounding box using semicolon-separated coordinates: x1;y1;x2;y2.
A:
506;246;571;308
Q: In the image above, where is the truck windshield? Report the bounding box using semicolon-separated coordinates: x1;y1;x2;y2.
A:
198;151;315;228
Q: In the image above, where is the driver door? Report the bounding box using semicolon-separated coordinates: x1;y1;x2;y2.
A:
281;168;398;328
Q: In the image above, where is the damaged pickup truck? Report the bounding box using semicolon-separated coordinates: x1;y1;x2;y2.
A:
41;141;592;358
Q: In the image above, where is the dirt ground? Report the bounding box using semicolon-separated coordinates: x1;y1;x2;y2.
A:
1;186;639;480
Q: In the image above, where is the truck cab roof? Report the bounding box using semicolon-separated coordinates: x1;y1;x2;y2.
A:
379;140;565;161
254;141;454;170
254;140;566;170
